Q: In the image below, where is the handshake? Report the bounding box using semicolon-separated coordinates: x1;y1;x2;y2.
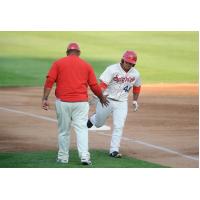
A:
89;95;109;107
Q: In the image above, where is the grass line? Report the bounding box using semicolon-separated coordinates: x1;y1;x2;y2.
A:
0;150;167;168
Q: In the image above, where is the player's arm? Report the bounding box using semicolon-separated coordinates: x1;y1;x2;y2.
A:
132;72;141;112
133;86;141;101
132;86;141;112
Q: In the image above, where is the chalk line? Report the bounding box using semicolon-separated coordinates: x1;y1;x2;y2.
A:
0;106;198;161
0;106;110;131
98;132;199;161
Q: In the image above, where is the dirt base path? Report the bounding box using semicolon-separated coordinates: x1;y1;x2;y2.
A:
0;84;199;167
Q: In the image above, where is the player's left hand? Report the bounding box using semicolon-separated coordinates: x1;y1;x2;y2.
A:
132;100;139;112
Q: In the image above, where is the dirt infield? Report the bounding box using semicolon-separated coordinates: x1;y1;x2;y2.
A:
0;84;199;167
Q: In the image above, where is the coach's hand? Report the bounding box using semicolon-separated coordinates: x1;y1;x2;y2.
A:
42;99;50;111
99;95;109;107
132;100;139;112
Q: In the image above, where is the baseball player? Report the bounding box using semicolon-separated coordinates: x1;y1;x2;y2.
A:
87;50;141;158
42;42;109;165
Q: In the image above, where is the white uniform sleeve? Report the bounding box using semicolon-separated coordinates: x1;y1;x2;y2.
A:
99;66;113;84
133;72;141;87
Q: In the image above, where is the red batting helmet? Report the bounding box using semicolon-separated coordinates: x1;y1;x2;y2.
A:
122;50;137;64
67;42;80;51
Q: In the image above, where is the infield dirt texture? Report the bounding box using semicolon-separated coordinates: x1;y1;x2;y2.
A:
0;32;199;167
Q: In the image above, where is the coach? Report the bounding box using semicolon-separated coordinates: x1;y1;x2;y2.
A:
42;42;109;165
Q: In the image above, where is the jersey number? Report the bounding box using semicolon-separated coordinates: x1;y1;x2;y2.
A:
123;85;131;92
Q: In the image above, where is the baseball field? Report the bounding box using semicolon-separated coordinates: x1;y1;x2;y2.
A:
0;31;198;167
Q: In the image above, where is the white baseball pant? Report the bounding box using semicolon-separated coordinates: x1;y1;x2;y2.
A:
55;100;90;161
90;99;128;153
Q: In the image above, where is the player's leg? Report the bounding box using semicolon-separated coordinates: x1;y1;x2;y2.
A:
55;100;72;163
72;102;91;165
109;101;128;157
88;101;112;128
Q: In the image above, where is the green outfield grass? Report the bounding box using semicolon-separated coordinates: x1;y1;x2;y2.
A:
0;31;198;86
0;150;167;168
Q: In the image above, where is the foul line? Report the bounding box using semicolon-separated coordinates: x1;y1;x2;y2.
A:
0;106;198;162
98;132;199;161
0;107;110;131
0;107;57;122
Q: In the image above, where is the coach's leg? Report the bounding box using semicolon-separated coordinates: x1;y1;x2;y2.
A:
72;102;91;163
110;101;128;154
55;100;72;162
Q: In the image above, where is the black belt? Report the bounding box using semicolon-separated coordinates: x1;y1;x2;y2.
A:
108;97;119;102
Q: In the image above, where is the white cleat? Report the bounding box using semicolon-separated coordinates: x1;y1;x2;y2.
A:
57;158;68;164
81;158;92;165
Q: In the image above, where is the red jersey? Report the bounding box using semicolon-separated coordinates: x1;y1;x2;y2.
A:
44;55;102;102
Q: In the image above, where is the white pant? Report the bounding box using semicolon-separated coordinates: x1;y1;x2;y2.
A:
55;100;90;161
90;99;128;153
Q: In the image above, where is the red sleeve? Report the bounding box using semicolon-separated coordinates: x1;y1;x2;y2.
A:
133;86;141;94
90;84;102;98
99;81;108;90
88;66;102;98
87;66;98;86
44;62;58;89
44;77;55;89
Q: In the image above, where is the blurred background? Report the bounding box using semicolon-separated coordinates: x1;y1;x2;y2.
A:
0;31;198;86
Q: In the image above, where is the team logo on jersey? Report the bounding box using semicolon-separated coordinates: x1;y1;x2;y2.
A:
113;74;135;83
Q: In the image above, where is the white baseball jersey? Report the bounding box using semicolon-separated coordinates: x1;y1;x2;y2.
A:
99;63;141;101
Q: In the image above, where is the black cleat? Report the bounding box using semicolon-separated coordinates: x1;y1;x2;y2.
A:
109;151;122;158
81;158;92;165
87;119;93;128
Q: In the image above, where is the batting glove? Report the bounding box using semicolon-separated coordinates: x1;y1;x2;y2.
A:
132;100;139;112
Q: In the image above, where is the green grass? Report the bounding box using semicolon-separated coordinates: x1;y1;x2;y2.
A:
0;57;113;86
0;31;198;86
0;150;167;168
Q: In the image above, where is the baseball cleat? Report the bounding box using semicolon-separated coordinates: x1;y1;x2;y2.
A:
81;158;92;165
56;158;68;164
109;151;122;158
87;119;93;128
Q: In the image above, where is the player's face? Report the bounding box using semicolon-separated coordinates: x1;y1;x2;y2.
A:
122;61;134;72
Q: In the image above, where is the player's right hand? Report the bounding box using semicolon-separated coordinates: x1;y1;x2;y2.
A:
42;100;50;111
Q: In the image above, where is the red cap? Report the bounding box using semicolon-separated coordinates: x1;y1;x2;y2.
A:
67;42;80;51
122;50;137;64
